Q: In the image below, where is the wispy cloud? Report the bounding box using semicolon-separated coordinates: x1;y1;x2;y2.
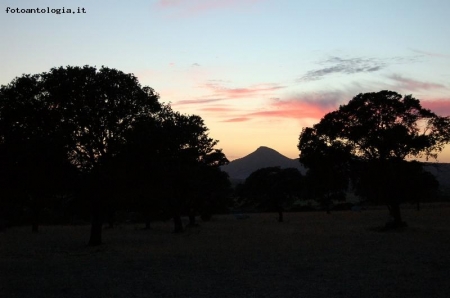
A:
223;117;251;122
388;74;446;92
298;56;386;82
201;106;236;112
155;0;262;16
202;82;286;99
175;98;226;105
173;81;285;107
410;49;450;58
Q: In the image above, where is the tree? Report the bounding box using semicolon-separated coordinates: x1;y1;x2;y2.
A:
154;108;229;232
0;74;78;232
0;66;161;244
239;167;303;222
298;90;450;227
298;129;350;213
112;104;229;232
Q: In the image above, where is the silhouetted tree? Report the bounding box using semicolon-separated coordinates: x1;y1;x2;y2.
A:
0;66;161;244
115;104;228;232
239;167;303;222
0;74;78;232
298;90;450;228
298;131;350;213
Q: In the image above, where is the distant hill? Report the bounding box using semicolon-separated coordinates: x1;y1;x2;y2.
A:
423;163;450;196
221;146;450;197
221;146;306;182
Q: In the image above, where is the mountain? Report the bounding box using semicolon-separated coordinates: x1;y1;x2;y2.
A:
221;146;450;197
221;146;306;181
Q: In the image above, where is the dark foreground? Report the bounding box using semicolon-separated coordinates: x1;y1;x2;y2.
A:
1;206;450;298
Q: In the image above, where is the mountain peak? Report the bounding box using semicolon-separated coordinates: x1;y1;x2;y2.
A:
255;146;278;153
221;146;305;180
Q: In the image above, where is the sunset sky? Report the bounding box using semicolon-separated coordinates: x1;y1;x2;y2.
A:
2;0;450;161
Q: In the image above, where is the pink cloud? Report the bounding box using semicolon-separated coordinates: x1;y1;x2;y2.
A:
248;95;340;120
421;99;450;116
209;92;344;123
155;0;262;16
389;74;446;91
157;0;183;8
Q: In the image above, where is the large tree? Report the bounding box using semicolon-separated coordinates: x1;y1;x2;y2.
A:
0;66;161;244
298;90;450;227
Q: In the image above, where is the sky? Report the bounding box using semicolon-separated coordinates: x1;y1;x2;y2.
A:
1;0;450;161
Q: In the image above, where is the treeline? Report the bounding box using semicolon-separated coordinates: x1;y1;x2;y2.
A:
1;66;450;240
0;66;231;244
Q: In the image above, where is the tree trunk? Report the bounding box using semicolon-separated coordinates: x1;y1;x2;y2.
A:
188;208;198;227
88;199;102;246
144;217;151;230
30;195;40;233
278;211;283;223
173;215;183;233
188;214;196;226
387;202;405;229
391;203;402;225
106;209;115;229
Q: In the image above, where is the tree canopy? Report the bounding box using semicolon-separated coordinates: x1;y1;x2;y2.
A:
0;66;229;241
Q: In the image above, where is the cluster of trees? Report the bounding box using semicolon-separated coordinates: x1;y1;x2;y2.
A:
0;66;231;244
298;91;450;227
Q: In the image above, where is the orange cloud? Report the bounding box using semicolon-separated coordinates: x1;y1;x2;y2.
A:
201;106;236;112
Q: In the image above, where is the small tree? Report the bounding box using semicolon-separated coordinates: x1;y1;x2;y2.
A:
239;167;303;222
298;90;450;227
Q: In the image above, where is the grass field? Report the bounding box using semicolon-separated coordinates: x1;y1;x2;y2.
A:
1;206;450;298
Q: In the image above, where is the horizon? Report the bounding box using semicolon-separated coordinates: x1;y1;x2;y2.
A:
2;0;450;162
227;145;450;163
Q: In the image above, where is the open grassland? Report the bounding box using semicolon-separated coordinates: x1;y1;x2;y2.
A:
1;206;450;298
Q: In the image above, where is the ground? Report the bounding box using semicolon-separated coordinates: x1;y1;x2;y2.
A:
1;206;450;298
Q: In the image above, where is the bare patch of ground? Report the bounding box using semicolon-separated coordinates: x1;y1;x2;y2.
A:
1;206;450;298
